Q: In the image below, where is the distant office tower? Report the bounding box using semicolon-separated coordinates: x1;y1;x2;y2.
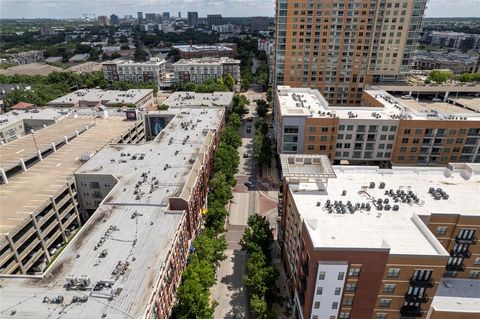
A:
137;11;143;22
207;14;222;29
163;12;170;20
145;13;157;22
97;15;110;26
274;0;428;106
251;16;269;31
109;14;119;25
178;11;181;18
188;12;199;26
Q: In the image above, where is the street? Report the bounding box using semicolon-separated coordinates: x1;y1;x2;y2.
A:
211;87;279;319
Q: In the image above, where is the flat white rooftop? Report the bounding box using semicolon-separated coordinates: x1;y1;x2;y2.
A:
174;57;240;65
0;108;224;318
48;89;153;107
0;108;71;128
172;44;233;52
276;86;480;121
162;92;234;108
431;278;480;313
282;155;480;255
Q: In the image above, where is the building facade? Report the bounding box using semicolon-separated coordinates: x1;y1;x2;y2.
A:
278;155;479;319
173;57;241;84
102;58;166;87
274;0;428;105
207;14;223;29
251;16;269;31
172;44;237;59
187;11;199;26
274;86;480;166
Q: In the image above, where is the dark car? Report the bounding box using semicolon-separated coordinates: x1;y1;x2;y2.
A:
244;181;255;189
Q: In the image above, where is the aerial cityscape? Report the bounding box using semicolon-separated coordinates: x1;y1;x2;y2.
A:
0;1;479;319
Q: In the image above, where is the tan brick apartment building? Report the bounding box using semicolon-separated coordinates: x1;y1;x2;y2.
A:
278;155;479;319
273;0;427;105
274;86;480;166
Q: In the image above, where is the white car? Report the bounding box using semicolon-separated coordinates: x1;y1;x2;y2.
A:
432;97;441;102
401;95;412;99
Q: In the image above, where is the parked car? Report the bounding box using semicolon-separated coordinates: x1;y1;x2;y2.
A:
246;117;253;122
432;97;442;102
401;95;412;99
246;125;252;133
244;181;255;189
243;152;249;158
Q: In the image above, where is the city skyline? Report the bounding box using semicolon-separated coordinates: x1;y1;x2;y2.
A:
1;0;480;19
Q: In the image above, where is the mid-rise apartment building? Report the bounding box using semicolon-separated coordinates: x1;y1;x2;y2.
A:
207;14;223;29
274;86;480;166
48;89;154;109
0;107;226;319
173;57;241;84
187;11;199;26
279;155;479;319
274;0;427;105
102;58;166;87
172;44;237;59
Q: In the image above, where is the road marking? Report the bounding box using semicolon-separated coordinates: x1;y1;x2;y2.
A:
56;162;62;167
16;149;25;154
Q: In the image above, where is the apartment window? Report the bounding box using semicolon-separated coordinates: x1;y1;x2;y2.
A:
338;272;345;280
309;136;315;142
339;313;350;319
413;138;420;144
348;267;361;277
347;125;354;131
469;271;480;279
320;136;328;142
342;297;354;306
307;145;314;151
313;316;318;319
402;138;409;143
321;127;329;132
475;257;480;265
383;284;396;293
345;283;357;292
309;127;316;132
390;126;397;131
415;128;422;134
436;226;448;235
318;271;326;280
382;126;389;132
332;302;338;309
314;301;320;309
375;314;388;319
335;287;342;295
379;299;391;308
387;268;400;278
404;129;411;134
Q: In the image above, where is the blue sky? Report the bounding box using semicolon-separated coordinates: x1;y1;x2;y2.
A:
1;0;479;19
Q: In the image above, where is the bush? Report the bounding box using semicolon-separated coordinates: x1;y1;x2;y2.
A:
428;70;453;84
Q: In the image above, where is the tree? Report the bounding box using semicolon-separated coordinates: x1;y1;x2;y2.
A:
240;214;274;257
428;70;453;84
193;230;227;268
266;87;273;103
256;99;269;117
134;46;148;62
220;126;242;149
209;172;233;206
224;73;235;91
107;37;116;45
232;94;249;116
119;35;129;43
213;143;240;186
228;112;242;130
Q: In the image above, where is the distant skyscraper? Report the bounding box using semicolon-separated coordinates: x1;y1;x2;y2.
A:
207;14;222;29
178;11;181;18
137;11;143;22
163;12;170;20
188;12;199;27
274;0;428;105
145;13;157;22
110;14;119;25
251;16;269;32
97;15;110;26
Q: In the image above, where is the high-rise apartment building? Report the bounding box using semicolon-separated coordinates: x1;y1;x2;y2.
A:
145;13;157;23
97;15;110;26
188;11;199;26
207;14;223;29
109;14;119;25
274;0;428;105
137;11;143;22
278;155;480;319
163;12;170;20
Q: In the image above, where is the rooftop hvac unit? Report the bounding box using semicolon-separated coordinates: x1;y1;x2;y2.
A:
66;275;77;286
78;275;91;287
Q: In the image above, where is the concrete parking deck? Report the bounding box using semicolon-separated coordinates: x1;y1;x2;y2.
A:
0;116;135;236
0;117;95;178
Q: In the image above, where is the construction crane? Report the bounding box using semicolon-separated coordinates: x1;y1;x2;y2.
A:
81;13;96;20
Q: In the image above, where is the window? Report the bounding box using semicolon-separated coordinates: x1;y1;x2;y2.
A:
307;145;314;151
436;226;448;235
379;299;391;308
383;284;396;293
313;316;318;319
339;312;350;319
475;257;480;265
314;301;320;309
345;283;357;292
376;314;387;319
348;267;361;277
332;302;338;309
309;136;315;142
335;287;342;295
387;268;400;278
404;129;411;134
318;271;326;280
338;272;345;280
342;297;354;306
316;287;323;295
402;137;409;143
309;126;316;132
469;271;480;279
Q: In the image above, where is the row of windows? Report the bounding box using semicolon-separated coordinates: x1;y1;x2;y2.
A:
335;151;392;159
339;125;396;132
312;313;350;319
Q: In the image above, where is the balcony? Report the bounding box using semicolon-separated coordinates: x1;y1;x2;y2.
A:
400;306;423;317
409;277;435;288
450;249;472;258
405;293;429;303
455;236;477;245
446;264;466;272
